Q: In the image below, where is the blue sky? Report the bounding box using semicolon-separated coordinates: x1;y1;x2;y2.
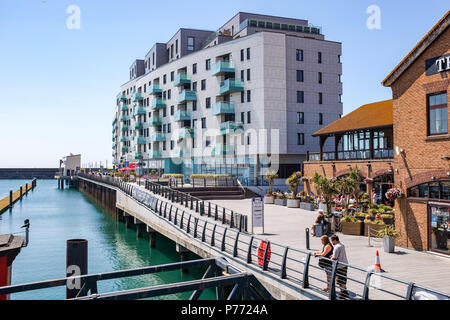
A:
0;0;446;168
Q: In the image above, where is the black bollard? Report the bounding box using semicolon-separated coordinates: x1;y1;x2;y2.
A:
9;190;13;208
306;228;310;250
66;239;88;299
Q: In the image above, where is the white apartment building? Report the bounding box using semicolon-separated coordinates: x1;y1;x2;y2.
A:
112;12;343;185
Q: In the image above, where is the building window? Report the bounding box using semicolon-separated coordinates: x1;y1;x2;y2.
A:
206;137;211;147
247;90;251;102
201;79;206;90
175;40;178;54
163;141;166;151
201;117;206;128
241;91;245;103
206;97;211;109
247;111;251;124
240;49;244;61
192;100;197;111
163;124;166;133
168;123;171;133
247;48;251;60
167;89;171;100
241;112;245;123
297;133;304;145
163;108;167;117
428;92;448;135
241;70;245;82
318;52;322;64
170;44;174;59
247;69;251;81
296;49;303;61
192;119;197;128
318;72;322;84
187;37;195;51
163;74;167;84
319;113;323;125
297;91;304;103
170;105;174;115
297;112;304;124
297;70;304;82
193;63;197;74
192;82;197;92
205;59;211;71
319;92;323;104
170;71;174;82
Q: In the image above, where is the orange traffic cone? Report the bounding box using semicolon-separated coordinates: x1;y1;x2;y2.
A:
373;250;385;273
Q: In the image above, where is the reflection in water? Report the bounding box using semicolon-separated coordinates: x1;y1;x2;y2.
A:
0;180;214;300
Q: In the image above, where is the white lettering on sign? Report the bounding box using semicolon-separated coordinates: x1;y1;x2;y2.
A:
436;56;450;73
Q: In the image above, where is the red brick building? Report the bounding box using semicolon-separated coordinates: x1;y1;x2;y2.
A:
304;11;450;254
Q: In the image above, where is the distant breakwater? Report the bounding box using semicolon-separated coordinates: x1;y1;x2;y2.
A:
0;168;58;179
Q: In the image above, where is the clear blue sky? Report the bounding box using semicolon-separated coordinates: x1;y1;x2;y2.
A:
0;0;446;168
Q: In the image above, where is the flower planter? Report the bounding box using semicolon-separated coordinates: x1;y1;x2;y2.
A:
318;203;327;212
382;217;394;226
300;202;315;211
287;199;300;208
383;236;395;253
274;199;287;206
364;223;386;237
264;195;274;204
341;221;363;236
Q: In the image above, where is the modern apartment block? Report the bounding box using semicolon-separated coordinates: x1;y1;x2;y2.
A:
112;12;343;185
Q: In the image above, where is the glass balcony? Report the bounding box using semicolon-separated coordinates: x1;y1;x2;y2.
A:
134;106;147;116
174;73;191;86
212;61;235;76
212;101;235;115
219;79;244;95
150;150;162;159
149;83;162;95
135;136;147;145
132;91;143;102
149;116;162;126
178;127;194;140
220;121;244;135
212;144;235;156
178;90;197;104
135;152;143;160
152;132;166;142
121;125;128;132
112;124;118;132
120;115;129;122
152;98;166;110
121;104;129;111
121;146;129;153
174;110;191;122
119;94;127;101
120;136;129;142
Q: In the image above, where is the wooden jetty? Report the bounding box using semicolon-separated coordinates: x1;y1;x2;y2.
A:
0;179;36;214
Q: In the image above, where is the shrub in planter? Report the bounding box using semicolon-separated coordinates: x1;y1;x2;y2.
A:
340;216;363;236
264;194;275;204
378;226;399;253
364;220;386;236
286;194;300;208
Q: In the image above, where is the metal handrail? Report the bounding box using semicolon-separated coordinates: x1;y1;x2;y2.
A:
76;174;450;301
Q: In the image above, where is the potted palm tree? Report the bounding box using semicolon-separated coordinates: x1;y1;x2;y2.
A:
286;172;302;208
311;173;335;214
377;226;399;253
264;171;278;204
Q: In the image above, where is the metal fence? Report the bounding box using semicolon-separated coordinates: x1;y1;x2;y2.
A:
76;174;450;301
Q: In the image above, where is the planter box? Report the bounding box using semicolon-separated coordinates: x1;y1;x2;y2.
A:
274;198;287;206
300;202;315;211
319;203;327;212
364;223;386;237
264;195;274;204
287;199;300;208
382;218;394;226
383;236;395;253
341;221;363;236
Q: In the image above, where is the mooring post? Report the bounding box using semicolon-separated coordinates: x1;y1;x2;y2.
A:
66;239;88;299
20;186;23;200
176;243;189;273
9;190;13;208
147;226;156;248
25;183;28;194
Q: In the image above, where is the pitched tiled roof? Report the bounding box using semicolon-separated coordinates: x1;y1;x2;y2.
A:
312;100;393;136
383;11;450;87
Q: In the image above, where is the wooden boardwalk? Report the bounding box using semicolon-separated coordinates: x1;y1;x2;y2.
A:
0;181;35;214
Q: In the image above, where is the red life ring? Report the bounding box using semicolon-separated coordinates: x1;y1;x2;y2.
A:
257;240;271;267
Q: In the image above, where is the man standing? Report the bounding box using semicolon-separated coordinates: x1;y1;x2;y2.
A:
330;234;349;299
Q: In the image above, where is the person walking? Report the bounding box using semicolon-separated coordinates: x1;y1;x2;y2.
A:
314;235;334;292
330;234;349;299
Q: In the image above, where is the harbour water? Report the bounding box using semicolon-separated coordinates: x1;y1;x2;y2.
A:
0;179;214;300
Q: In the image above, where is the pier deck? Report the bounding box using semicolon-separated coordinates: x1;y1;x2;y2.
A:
0;182;34;214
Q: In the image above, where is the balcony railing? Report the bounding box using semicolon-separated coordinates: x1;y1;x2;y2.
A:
150;150;162;159
220;121;244;135
212;61;235;76
178;127;194;140
149;117;162;126
178;90;197;103
219;79;244;95
134;106;147;116
174;110;191;122
212;144;235;156
121;146;129;153
118;94;127;101
307;149;394;161
152;98;166;110
121;125;128;132
134;152;144;160
135;136;147;145
212;101;235;115
174;73;191;87
120;136;129;142
120;116;129;122
132;91;143;102
149;84;162;95
152;132;166;142
239;18;321;35
120;104;129;111
134;123;144;130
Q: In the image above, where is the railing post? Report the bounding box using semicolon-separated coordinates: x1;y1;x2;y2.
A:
211;224;216;247
302;253;311;289
195;199;199;213
222;208;226;224
328;260;338;300
201;221;207;242
187;214;191;234
200;201;205;216
208;202;211;217
230;211;234;229
164;202;168;218
215;204;218;221
193;217;198;238
221;228;227;252
180;211;185;229
174;208;178;225
280;246;289;279
233;232;239;257
362;271;372;300
154;199;159;214
168;204;173;221
190;196;194;210
159;201;163;216
406;283;415;300
262;241;270;271
247;236;254;264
